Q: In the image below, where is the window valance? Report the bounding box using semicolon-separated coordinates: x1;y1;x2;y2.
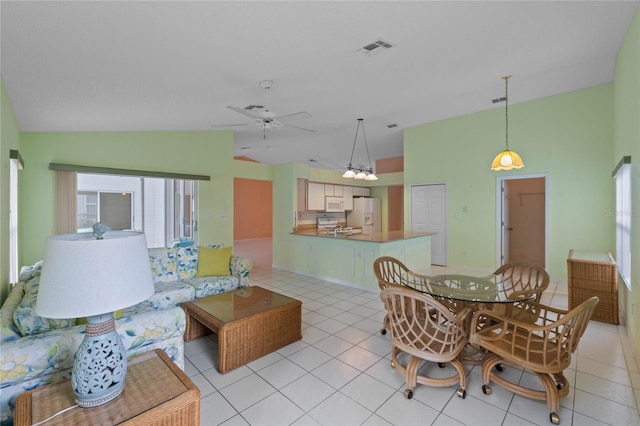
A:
49;163;210;181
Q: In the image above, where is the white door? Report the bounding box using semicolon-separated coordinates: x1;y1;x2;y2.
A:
411;184;447;266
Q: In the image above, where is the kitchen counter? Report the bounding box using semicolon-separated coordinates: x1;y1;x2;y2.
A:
276;230;433;291
291;229;435;243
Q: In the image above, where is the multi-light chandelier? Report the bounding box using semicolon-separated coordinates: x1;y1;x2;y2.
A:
491;75;524;171
343;118;378;180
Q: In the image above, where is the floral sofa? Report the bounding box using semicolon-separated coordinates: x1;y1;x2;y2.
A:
0;245;252;425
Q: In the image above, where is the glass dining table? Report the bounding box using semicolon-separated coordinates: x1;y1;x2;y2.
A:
399;271;540;364
402;272;539;306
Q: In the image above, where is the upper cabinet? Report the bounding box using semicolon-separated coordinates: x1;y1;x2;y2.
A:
307;182;326;211
353;187;371;197
297;179;308;212
298;180;370;212
343;186;353;211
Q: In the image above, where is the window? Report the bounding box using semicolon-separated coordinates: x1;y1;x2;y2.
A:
76;173;197;248
9;155;20;283
613;156;632;290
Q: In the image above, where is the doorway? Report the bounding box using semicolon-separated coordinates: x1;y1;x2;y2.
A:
411;183;447;266
496;175;548;268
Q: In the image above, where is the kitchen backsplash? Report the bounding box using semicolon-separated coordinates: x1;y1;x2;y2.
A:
295;211;346;230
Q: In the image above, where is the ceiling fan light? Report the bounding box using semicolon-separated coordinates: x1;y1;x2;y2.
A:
491;149;524;171
343;170;356;178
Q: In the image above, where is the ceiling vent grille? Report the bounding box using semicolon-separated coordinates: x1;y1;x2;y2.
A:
358;38;394;56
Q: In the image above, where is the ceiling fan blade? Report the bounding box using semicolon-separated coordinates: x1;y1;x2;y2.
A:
281;122;316;133
277;111;312;121
227;105;261;119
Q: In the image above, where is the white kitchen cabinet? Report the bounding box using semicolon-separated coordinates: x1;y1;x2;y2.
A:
333;185;343;196
342;186;353;210
307;182;326;211
324;184;335;196
352;186;371;197
297;179;307;212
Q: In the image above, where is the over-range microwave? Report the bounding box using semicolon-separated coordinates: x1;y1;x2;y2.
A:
325;196;344;212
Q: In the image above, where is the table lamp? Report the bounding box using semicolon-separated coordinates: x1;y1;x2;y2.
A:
35;230;155;408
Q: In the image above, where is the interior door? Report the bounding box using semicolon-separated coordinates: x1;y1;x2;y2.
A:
411;184;447;266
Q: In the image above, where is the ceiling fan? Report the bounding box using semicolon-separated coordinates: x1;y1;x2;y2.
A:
212;80;315;139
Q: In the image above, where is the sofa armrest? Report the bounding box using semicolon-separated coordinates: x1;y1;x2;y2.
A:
230;255;253;286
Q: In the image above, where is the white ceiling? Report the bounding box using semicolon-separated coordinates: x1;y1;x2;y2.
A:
1;1;638;172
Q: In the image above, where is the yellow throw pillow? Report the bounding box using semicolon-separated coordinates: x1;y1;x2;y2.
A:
196;247;232;277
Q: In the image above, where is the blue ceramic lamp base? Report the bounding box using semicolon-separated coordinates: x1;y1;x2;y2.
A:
72;312;127;408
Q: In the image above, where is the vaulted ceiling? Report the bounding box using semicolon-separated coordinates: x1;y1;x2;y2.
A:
1;1;637;172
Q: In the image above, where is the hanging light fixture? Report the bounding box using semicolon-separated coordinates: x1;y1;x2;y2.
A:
343;118;378;180
491;75;524;171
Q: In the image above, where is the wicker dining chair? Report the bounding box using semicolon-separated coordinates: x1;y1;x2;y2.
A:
470;296;599;425
373;256;428;334
491;262;550;323
380;286;471;400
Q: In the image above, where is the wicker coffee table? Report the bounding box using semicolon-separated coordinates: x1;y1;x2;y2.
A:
183;286;302;373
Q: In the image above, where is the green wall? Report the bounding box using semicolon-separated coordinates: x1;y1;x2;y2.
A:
19;130;236;265
613;7;640;355
0;76;22;302
404;84;615;278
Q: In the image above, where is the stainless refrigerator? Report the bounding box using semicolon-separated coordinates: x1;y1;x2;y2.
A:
347;197;381;234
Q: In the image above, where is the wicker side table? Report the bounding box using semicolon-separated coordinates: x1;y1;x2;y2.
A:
567;249;618;324
15;349;200;426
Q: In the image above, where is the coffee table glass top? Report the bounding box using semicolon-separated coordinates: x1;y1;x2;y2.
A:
193;286;298;323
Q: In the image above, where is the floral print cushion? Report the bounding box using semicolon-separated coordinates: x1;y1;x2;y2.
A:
12;277;75;336
0;283;25;343
231;255;253;286
176;246;199;280
148;247;179;283
146;281;195;309
184;276;243;298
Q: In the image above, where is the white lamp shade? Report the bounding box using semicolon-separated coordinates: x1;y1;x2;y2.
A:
36;231;154;319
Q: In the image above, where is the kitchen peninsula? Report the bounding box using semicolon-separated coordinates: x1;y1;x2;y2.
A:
279;229;434;291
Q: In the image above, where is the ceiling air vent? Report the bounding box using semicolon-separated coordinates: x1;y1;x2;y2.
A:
358;38;394;56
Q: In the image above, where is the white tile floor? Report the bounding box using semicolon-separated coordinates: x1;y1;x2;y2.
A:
183;239;640;426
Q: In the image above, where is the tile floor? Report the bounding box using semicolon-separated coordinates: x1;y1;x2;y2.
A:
183;238;640;425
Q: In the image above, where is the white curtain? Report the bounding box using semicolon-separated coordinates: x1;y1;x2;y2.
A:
55;170;77;234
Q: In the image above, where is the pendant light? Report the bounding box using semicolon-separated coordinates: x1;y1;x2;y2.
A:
343;118;378;180
491;75;524;171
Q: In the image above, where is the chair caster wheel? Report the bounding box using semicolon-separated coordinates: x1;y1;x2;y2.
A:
482;385;492;395
495;364;504;372
404;389;413;399
550;412;560;424
380;329;386;335
457;388;466;399
438;362;446;368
